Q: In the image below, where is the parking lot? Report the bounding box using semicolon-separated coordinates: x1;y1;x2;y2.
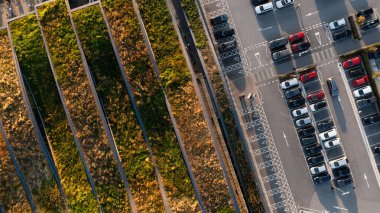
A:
200;0;380;212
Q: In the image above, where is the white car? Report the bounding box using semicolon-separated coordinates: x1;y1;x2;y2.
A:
310;164;326;175
255;2;274;15
296;117;312;128
329;157;348;169
281;78;299;90
319;129;337;141
324;138;341;149
292;107;308;118
275;0;294;9
353;86;372;98
329;18;346;30
310;101;327;112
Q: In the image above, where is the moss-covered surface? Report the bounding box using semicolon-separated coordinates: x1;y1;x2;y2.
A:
9;14;98;211
0;29;64;212
36;0;129;211
72;5;165;211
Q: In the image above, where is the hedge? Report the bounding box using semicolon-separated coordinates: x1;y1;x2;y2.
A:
72;5;165;211
0;29;64;212
135;0;234;210
36;0;130;211
9;14;98;211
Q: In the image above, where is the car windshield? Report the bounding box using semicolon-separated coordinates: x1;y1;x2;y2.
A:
285;82;290;87
359;90;364;95
324;133;329;138
334;162;339;167
260;6;264;10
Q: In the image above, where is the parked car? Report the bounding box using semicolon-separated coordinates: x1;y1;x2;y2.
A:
329;18;346;30
352;75;369;87
287;97;305;109
310;100;327;112
251;0;267;6
298;126;315;137
299;70;317;83
214;28;235;40
281;78;299;90
373;144;380;154
357;98;376;108
327;77;339;96
317;120;334;132
307;154;324;166
334;175;353;187
349;68;364;78
313;173;331;185
284;87;302;99
360;19;379;31
218;40;237;53
307;90;325;103
368;50;380;60
362;114;380;125
292;106;308;118
255;2;274;15
304;144;322;157
289;31;305;43
269;37;288;51
291;41;310;54
296;117;312;128
319;128;337;141
356;8;374;18
275;0;294;9
272;49;291;61
333;30;351;41
300;135;318;147
210;14;228;26
353;86;372;98
342;56;361;69
333;166;351;179
310;164;326;175
324;138;341;149
329;157;348;169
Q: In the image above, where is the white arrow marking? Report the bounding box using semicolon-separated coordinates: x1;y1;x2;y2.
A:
332;206;348;211
283;132;289;147
255;52;262;66
364;173;370;188
315;32;321;45
258;26;272;32
306;11;319;17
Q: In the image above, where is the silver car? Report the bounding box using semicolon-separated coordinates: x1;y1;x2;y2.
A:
272;49;290;61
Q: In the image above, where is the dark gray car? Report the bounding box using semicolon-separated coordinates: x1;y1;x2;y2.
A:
272;49;290;61
284;87;302;99
218;40;237;53
357;98;376;108
269;37;288;51
327;77;339;96
214;28;235;40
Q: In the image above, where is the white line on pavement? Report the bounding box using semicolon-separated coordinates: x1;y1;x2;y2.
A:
283;132;289;147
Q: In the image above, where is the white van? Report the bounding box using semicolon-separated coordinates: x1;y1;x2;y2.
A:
255;2;274;15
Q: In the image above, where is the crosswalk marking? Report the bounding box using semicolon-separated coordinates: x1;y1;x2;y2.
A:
329;47;335;58
320;50;326;60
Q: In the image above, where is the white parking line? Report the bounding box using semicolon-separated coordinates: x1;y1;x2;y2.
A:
367;131;380;138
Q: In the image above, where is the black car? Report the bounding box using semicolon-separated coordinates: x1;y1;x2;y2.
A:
214;28;235;40
317;120;334;132
334;175;353;187
284;87;302;99
327;77;339;96
357;98;376;108
298;126;315;137
356;8;374;18
287;97;305;109
210;14;228;26
307;154;324;166
373;144;380;154
349;68;364;78
333;30;351;41
300;135;318;147
251;0;267;6
313;172;331;185
304;144;322;156
360;19;380;31
362;114;380;125
333;167;351;178
269;37;288;51
218;40;237;53
368;50;380;60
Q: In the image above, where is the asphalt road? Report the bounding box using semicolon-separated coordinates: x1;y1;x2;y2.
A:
200;0;380;212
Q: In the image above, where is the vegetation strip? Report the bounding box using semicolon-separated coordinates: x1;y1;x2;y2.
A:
36;0;131;211
72;5;166;211
133;0;234;211
180;0;265;211
0;28;65;212
101;0;201;211
9;14;99;211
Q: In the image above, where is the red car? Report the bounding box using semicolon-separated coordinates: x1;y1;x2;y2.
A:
300;70;317;83
342;56;361;69
289;31;305;43
307;90;325;102
352;75;369;87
